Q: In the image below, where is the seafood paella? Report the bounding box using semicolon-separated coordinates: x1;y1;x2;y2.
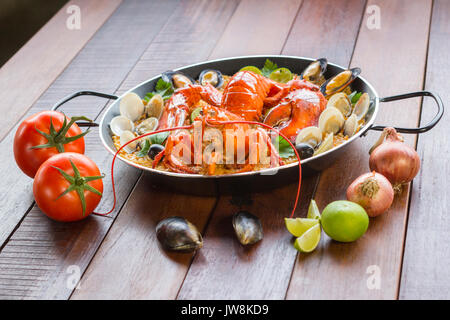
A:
109;59;371;175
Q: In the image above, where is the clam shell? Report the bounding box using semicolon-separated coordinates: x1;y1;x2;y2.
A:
120;92;145;122
327;92;352;117
119;130;138;153
344;114;358;137
353;92;370;121
156;217;203;253
110;115;134;136
136;117;159;135
318;106;345;134
146;94;164;119
295;126;322;148
232;211;263;245
314;132;334;155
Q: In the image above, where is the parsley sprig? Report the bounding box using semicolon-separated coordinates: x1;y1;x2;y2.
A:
144;78;174;102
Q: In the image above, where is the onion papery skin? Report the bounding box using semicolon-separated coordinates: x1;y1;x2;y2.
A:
369;128;420;190
346;172;394;217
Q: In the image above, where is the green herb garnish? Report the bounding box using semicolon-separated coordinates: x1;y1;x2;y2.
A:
144;78;174;102
277;135;295;158
137;139;151;157
261;59;278;77
349;91;362;104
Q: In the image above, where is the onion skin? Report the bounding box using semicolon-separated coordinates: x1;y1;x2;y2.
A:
369;128;420;189
346;172;394;217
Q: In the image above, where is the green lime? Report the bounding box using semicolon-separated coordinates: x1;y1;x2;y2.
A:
307;199;321;220
269;67;293;83
239;66;262;75
321;200;369;242
294;224;321;253
190;107;202;122
285;218;319;237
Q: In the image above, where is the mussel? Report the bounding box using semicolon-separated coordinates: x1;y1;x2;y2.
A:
232;211;263;245
198;69;223;88
318;106;345;135
326;92;352;117
320;67;361;97
295;143;314;160
301;58;327;85
119;92;145;122
162;70;194;89
156;217;203;253
110;115;134;136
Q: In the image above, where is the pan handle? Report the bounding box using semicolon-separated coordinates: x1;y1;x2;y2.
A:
369;91;444;134
52;90;119;127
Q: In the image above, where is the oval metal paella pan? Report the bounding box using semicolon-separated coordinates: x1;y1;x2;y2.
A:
52;55;444;196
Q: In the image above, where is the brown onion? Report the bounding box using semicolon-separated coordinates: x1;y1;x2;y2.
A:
369;127;420;191
347;172;394;217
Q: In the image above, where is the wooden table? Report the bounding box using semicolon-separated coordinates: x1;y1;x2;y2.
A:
0;0;448;300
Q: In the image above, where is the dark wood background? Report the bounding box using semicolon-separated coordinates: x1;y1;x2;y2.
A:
0;0;447;299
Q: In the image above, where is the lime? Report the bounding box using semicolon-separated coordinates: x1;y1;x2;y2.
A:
307;199;321;220
269;67;293;83
239;66;262;75
321;200;369;242
285;218;319;237
190;107;202;122
294;224;321;253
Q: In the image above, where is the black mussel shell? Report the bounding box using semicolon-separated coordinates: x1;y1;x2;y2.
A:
198;69;224;88
156;216;203;253
161;70;195;89
300;58;327;83
232;211;263;245
295;143;314;160
320;67;361;97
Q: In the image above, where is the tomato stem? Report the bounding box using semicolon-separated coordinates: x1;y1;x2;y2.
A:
52;160;104;216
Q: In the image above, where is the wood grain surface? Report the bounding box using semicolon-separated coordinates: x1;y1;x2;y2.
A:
177;0;366;300
0;0;122;141
0;0;181;299
399;0;450;300
286;0;432;300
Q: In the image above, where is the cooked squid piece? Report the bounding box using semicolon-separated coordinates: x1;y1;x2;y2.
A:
156;217;203;253
232;211;263;245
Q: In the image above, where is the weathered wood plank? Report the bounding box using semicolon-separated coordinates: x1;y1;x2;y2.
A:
71;0;240;300
0;0;122;141
399;0;450;299
287;0;432;300
177;0;366;300
0;0;181;299
210;0;302;59
0;0;179;250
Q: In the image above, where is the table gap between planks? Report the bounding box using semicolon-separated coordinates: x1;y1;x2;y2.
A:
0;0;447;300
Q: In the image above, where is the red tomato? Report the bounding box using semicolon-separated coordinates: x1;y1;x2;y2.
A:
33;153;103;222
14;111;87;178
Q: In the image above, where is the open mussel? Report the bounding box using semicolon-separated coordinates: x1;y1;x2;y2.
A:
232;211;263;245
199;69;223;88
162;70;194;89
320;67;361;98
156;217;203;253
301;58;327;85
